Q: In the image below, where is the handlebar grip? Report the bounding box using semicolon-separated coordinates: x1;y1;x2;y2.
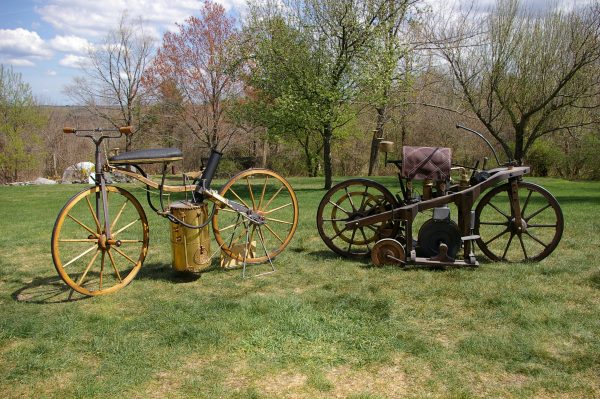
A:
119;126;133;135
63;127;75;134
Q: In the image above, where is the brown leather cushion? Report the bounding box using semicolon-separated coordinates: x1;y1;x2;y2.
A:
402;146;451;180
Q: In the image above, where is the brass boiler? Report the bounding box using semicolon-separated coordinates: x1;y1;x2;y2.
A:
169;201;211;273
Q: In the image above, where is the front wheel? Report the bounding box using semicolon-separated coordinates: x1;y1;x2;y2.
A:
51;186;149;296
474;181;563;262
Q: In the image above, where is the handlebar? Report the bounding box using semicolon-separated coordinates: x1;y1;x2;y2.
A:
455;124;501;166
63;126;134;141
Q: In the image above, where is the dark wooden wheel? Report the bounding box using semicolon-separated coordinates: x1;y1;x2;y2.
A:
51;186;149;296
316;179;399;258
474;181;563;262
212;169;299;264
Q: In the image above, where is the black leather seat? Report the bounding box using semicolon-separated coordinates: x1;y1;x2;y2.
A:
109;148;183;164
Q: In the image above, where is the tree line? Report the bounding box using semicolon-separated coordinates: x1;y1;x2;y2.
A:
1;0;599;185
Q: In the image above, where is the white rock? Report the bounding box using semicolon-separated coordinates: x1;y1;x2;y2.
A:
33;177;57;185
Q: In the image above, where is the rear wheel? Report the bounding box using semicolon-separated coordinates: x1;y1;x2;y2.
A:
316;179;399;258
212;169;299;263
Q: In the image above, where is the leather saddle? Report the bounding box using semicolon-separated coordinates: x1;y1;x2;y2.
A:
402;146;451;181
109;148;183;165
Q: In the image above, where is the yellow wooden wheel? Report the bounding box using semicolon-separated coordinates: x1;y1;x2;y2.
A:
51;186;149;296
212;169;299;264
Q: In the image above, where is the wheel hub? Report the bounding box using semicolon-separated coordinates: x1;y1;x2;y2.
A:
509;218;528;235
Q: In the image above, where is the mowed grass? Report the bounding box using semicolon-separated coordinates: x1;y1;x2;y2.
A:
0;176;598;398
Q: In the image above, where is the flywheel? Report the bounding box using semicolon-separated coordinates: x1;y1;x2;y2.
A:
371;238;405;266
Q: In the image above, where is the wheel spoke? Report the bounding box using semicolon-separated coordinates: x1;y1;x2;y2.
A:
344;187;358;212
329;200;351;215
112;218;140;237
528;223;557;228
63;245;98;268
358;185;369;212
484;228;509;246
220;221;242;232
501;233;515;260
264;217;294;225
263;186;285;210
347;227;357;253
365;224;379;233
518;234;528;260
525;231;549;248
359;227;371;251
110;198;130;232
479;221;508;226
330;226;349;241
257;175;269;210
263;202;293;214
521;189;533;217
323;218;348;222
99;251;105;290
263;223;284;244
228;188;251;209
488;202;511;220
116;239;144;243
246;176;257;210
112;246;137;266
106;250;123;282
525;204;551;222
75;249;101;287
66;214;98;237
59;238;98;242
85;196;101;233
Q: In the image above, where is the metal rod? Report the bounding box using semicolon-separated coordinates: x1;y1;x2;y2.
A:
456;124;501;166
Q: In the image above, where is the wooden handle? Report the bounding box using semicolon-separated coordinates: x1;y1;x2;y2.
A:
119;126;133;135
63;127;75;134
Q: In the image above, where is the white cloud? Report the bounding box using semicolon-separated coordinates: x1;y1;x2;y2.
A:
4;58;35;67
58;54;90;68
0;28;52;66
47;70;58;76
49;35;92;54
36;0;245;40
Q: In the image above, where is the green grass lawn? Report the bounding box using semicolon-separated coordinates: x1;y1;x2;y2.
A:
0;176;599;398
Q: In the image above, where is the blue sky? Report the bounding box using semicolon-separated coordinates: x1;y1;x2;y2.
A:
0;0;244;105
0;0;591;105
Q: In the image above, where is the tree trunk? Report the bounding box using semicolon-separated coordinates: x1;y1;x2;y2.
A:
323;122;333;189
514;127;524;165
262;138;268;168
368;107;387;176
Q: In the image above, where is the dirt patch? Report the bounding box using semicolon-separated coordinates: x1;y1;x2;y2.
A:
256;371;308;397
326;362;408;399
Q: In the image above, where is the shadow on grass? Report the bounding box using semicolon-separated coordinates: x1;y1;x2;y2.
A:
135;261;232;283
11;276;89;304
304;249;349;261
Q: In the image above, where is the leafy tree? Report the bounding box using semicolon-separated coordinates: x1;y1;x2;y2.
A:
65;13;154;151
360;0;419;175
0;65;46;183
143;0;243;151
245;0;405;188
428;0;600;164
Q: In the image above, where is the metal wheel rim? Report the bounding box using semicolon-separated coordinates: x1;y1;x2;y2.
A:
474;181;563;262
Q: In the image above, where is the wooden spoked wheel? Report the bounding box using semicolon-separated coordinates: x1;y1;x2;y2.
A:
474;181;563;262
316;179;399;258
51;186;149;296
212;169;299;264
